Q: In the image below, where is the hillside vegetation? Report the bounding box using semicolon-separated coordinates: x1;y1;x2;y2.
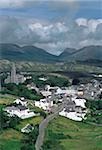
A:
42;117;102;150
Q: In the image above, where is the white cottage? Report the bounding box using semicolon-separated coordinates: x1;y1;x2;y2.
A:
35;98;53;111
14;97;27;106
4;105;36;119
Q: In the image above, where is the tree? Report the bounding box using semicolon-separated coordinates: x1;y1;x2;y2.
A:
40;111;47;119
9;116;21;128
72;78;80;85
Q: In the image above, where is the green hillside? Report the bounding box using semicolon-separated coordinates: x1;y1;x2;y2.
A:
43;116;102;150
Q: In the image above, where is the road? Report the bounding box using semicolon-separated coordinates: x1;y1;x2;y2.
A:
35;103;65;150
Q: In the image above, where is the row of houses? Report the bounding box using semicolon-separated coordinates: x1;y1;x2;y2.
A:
59;97;87;121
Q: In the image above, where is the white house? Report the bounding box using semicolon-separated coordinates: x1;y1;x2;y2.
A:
4;105;36;119
45;85;59;92
14;97;27;106
40;90;52;97
59;96;87;121
59;108;86;121
35;98;53;111
39;77;47;81
56;87;76;96
43;85;77;96
72;97;86;108
21;124;34;133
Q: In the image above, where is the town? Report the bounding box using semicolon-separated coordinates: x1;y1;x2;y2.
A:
0;1;102;150
0;63;102;150
0;63;102;132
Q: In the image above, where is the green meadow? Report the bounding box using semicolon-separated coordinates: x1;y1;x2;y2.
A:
0;129;22;150
43;116;102;150
0;94;43;150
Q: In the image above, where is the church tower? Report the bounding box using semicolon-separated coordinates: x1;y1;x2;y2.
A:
10;63;17;84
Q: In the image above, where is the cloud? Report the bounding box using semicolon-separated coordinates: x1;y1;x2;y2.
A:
0;16;102;55
0;0;25;8
0;0;77;8
79;39;102;48
76;18;102;32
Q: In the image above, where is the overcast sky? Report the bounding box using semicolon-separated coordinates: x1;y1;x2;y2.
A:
0;0;102;55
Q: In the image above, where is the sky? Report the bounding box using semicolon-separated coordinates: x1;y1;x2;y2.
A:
0;0;102;55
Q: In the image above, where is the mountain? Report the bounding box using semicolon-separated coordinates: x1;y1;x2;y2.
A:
58;48;77;60
0;44;102;63
0;43;58;63
59;46;102;61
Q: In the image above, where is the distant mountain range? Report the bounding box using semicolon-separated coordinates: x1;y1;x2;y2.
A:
0;43;102;63
0;44;58;63
59;46;102;61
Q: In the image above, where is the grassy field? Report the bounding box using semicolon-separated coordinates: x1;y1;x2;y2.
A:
0;115;43;150
0;129;23;150
0;94;43;150
16;116;43;131
43;116;102;150
0;94;17;105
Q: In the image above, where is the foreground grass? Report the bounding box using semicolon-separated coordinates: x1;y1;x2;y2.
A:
0;129;23;150
43;116;102;150
0;94;44;150
0;116;43;150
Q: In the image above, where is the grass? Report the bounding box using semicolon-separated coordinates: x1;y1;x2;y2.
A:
0;94;17;105
43;116;102;150
16;116;43;131
0;94;44;150
0;94;17;111
0;115;43;150
0;129;23;150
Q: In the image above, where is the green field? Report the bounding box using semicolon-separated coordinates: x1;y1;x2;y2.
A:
0;94;17;105
43;116;102;150
0;116;43;150
16;116;43;131
0;129;23;150
0;94;43;150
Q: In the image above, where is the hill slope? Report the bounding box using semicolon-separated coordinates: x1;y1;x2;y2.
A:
0;44;102;62
59;46;102;61
58;48;77;60
0;44;58;63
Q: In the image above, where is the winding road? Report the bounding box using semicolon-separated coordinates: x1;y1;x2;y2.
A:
35;103;65;150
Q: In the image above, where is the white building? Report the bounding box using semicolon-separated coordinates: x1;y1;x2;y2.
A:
40;90;52;97
39;77;47;81
4;105;36;119
35;98;53;111
72;97;86;108
14;97;27;106
56;88;76;96
59;97;87;121
59;108;86;121
45;85;58;91
45;85;76;95
21;124;34;133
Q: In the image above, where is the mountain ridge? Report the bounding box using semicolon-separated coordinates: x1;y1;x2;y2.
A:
0;43;102;62
0;43;58;63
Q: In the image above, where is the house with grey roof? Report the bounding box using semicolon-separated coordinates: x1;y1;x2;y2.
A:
21;124;34;133
4;105;36;119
